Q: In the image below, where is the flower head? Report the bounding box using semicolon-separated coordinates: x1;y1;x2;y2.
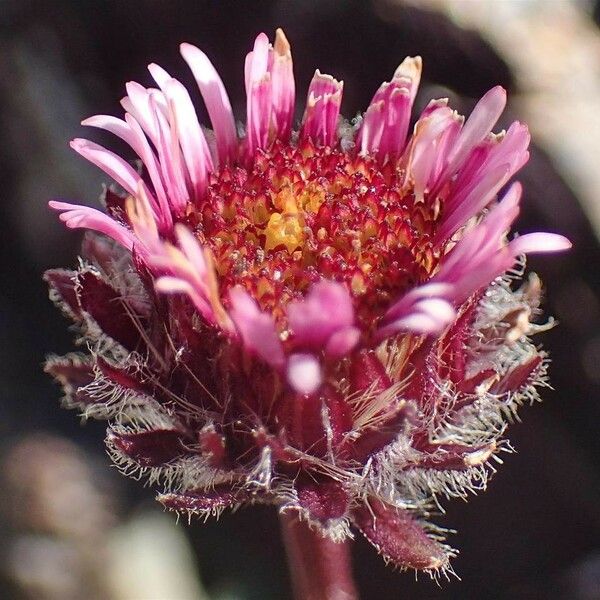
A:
46;29;570;576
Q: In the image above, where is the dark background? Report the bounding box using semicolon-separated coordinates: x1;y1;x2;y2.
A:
1;1;599;599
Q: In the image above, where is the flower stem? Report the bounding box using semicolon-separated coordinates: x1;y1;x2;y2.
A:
279;511;359;600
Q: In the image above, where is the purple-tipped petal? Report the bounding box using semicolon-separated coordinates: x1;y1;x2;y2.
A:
271;28;295;141
300;70;343;147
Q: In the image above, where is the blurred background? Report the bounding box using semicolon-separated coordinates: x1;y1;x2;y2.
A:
1;1;599;598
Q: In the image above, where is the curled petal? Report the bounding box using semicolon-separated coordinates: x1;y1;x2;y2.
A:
70;138;155;206
378;296;456;340
287;280;357;355
49;201;136;253
229;286;284;367
148;92;189;215
81;114;172;231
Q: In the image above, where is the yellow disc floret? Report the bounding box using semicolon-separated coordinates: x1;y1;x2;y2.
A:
264;187;305;253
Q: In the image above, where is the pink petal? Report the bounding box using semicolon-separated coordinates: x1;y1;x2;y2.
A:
357;99;385;156
82;114;172;232
49;201;135;252
394;55;422;104
482;182;522;242
358;56;421;161
70;138;151;201
379;313;443;337
287;280;355;351
270;28;295;141
148;92;189;215
287;353;322;395
378;296;455;339
154;276;213;322
300;70;343;147
482;121;531;177
174;224;209;282
509;232;572;255
245;32;272;155
436;162;510;242
163;77;214;199
122;81;160;146
325;326;361;358
444;85;507;176
385;281;455;323
124;114;173;231
180;42;238;165
404;106;459;200
228;287;284;368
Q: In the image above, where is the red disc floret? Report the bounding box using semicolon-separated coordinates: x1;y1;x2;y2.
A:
191;140;439;327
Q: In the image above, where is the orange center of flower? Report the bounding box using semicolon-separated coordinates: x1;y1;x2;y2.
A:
185;140;440;324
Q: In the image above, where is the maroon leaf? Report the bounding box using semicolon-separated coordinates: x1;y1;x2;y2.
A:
349;349;391;394
102;187;128;223
457;368;497;395
45;354;98;408
158;486;255;514
199;425;228;468
409;442;496;470
107;429;187;467
353;499;451;571
296;479;349;522
491;355;543;395
44;269;81;319
323;385;353;445
77;270;145;351
96;358;150;394
81;231;126;273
